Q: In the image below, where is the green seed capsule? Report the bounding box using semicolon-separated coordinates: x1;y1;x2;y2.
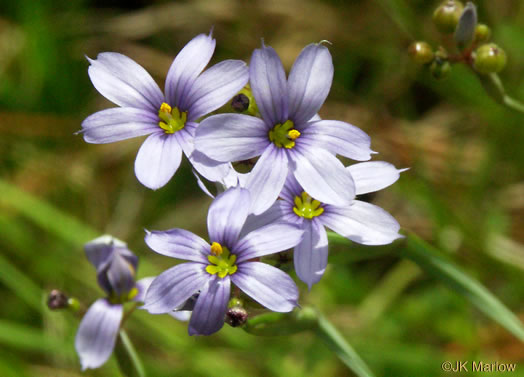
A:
430;58;451;79
474;43;507;74
408;41;434;65
433;0;464;34
474;24;491;43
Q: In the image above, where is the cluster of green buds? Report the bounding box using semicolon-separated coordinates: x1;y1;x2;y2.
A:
408;1;507;79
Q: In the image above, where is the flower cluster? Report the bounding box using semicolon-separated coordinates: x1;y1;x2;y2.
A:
73;31;404;370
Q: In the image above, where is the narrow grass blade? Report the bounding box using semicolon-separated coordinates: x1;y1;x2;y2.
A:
402;232;524;342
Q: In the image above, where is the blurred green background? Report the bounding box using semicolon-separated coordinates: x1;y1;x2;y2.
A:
1;0;523;376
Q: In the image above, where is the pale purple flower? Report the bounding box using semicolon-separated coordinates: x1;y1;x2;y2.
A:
143;187;304;335
79;32;249;189
250;162;405;289
75;235;153;370
194;42;374;214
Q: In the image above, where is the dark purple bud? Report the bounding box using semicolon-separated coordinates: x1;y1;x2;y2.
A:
226;306;248;327
231;93;250;112
47;289;69;310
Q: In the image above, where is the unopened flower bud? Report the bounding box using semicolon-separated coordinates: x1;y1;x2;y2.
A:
454;2;477;48
474;24;491;43
47;289;69;310
408;42;434;65
433;0;464;34
430;57;451;79
231;93;250;112
474;43;507;74
226;306;248;327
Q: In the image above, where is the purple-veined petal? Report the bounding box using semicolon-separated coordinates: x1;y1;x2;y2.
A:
105;251;137;297
165;33;215;107
143;263;209;314
321;200;403;245
176;124;233;182
186;60;249;120
134;277;155;303
195;114;269;162
231;262;298;312
301;120;373;161
245;145;289;215
134;132;183;190
80;108;158;144
207;187;251;246
250;44;289;125
87;53;164;112
294;219;328;289
84;235;126;270
145;229;209;263
281;172;303;203
292;148;355;206
235;222;304;262
348;161;408;195
239;200;287;238
170;311;191;321
188;277;230;335
288;43;333;125
75;299;123;371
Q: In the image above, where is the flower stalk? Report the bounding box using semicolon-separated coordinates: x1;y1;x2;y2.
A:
242;306;375;377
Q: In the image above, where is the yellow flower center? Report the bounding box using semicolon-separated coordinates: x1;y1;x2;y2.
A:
268;120;300;149
293;191;324;219
158;102;187;134
206;242;238;278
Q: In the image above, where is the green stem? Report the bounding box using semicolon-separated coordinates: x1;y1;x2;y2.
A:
478;72;524;114
243;307;375;377
116;330;146;377
315;313;376;377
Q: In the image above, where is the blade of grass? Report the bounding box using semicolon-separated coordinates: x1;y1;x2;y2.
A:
402;231;524;342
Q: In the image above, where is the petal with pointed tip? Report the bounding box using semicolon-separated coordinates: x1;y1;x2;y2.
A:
134;132;183;190
81;108;158;144
348;161;407;195
87;53;163;112
207;187;251;246
186;60;249;120
188;277;230;335
75;299;122;371
145;229;209;263
294;219;328;289
292;148;355;206
321;200;403;245
301;120;373;161
250;44;289;125
165;33;215;107
195;114;269;162
143;263;209;314
245;146;289;215
232;262;298;312
288;43;333;125
235;222;303;262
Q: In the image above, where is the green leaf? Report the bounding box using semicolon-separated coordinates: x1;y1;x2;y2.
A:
402;232;524;342
114;330;146;377
0;253;42;312
0;178;98;246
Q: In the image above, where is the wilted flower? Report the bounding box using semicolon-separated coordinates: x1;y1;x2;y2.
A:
194;42;373;214
252;162;405;288
143;187;304;335
75;236;153;370
79;32;249;189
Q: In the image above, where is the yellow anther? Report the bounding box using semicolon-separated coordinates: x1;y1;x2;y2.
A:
210;242;223;256
159;102;172;113
288;129;301;140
